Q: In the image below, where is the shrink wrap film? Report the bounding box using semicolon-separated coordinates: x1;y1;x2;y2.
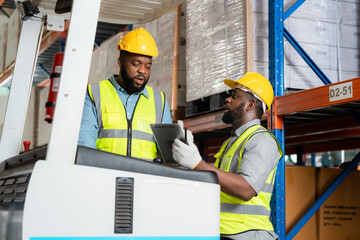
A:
186;0;246;102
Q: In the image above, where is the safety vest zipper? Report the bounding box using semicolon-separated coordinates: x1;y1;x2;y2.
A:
127;118;132;157
126;96;141;157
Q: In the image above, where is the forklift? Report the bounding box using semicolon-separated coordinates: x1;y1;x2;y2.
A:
0;1;220;239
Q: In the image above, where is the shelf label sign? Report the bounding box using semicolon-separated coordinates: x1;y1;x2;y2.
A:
329;81;353;102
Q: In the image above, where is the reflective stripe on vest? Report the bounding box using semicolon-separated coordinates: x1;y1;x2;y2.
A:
88;80;165;161
214;125;282;235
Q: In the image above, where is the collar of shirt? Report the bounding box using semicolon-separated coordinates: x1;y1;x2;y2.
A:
109;74;149;99
232;119;261;137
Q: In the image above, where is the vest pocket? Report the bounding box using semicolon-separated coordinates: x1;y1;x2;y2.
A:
96;138;127;156
132;139;157;161
104;104;121;128
136;118;154;134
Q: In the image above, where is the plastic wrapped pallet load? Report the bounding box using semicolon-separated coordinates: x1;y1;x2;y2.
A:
0;21;7;74
186;0;360;103
88;33;121;85
134;9;178;110
88;7;187;113
5;9;21;71
186;0;252;102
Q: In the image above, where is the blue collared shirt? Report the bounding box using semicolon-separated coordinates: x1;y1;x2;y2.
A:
78;75;172;148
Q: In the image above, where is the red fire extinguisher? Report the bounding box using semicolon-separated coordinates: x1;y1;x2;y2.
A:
45;52;64;123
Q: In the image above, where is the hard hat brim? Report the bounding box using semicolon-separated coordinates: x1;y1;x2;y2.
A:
224;79;239;89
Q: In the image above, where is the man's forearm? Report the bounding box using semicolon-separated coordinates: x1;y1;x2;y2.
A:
195;160;256;201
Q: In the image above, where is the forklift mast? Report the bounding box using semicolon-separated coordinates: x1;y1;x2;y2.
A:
0;1;220;240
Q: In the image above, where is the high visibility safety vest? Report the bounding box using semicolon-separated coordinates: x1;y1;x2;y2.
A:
88;80;165;161
214;125;282;235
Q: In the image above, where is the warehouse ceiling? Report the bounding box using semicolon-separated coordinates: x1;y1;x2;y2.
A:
1;0;185;88
0;0;129;87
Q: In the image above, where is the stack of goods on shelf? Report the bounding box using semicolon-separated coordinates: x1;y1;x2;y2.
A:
0;17;7;75
134;11;175;105
88;33;121;84
134;7;187;111
0;9;21;77
88;7;187;113
186;0;248;103
285;166;360;240
185;0;360;114
185;0;250;117
253;0;360;90
285;166;317;240
317;167;360;240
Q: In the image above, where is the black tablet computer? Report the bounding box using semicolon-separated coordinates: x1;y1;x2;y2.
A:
150;123;186;164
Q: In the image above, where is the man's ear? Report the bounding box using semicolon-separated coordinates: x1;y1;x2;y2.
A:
246;99;256;111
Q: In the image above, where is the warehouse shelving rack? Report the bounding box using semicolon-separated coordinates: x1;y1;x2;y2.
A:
270;1;360;239
1;1;359;239
184;1;360;239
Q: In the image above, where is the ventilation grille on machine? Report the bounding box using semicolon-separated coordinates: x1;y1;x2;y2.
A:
0;174;31;206
115;177;134;233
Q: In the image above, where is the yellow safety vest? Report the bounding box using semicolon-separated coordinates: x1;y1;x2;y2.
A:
214;125;282;235
88;80;165;161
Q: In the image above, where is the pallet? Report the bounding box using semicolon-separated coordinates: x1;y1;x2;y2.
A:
185;91;230;118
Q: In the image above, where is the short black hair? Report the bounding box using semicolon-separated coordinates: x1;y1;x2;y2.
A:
119;50;130;60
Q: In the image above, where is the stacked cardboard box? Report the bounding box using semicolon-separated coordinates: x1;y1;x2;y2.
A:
88;6;187;111
5;9;21;70
285;166;317;240
285;166;360;240
134;8;182;109
317;168;360;240
0;21;7;74
88;33;121;85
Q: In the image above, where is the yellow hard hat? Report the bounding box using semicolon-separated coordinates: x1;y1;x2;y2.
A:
117;27;158;57
224;72;274;110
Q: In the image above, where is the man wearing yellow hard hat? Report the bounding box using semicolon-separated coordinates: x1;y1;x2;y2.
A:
79;28;172;161
172;72;283;240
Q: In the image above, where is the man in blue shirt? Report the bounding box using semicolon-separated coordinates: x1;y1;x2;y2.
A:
78;28;172;161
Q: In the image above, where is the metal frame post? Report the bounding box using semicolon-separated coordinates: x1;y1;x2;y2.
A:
270;1;356;239
46;0;101;164
269;0;286;239
0;12;43;165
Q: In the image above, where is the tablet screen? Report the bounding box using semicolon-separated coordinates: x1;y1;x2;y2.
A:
150;124;185;164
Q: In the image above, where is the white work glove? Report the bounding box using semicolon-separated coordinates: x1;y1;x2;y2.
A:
172;129;202;169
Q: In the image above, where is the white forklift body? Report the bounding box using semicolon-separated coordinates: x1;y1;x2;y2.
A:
0;1;220;239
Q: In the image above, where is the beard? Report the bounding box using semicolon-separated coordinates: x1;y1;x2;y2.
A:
121;65;149;94
222;102;245;124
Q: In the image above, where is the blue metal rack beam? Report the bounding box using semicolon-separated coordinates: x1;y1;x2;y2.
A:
0;6;10;18
284;28;332;85
269;1;285;239
270;1;359;239
38;63;50;78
